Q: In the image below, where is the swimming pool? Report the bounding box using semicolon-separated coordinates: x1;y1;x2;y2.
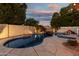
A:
4;34;46;48
56;33;77;39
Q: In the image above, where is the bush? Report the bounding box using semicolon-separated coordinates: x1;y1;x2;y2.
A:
67;39;78;46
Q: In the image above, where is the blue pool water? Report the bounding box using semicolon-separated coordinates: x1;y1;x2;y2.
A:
4;34;48;48
56;33;77;39
4;32;76;48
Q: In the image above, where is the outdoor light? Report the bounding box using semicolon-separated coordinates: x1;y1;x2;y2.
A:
73;3;76;6
70;8;73;11
77;9;79;10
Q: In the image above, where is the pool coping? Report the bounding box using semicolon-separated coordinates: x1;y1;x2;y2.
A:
0;34;78;56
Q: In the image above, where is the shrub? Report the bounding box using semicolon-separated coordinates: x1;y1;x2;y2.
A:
67;39;78;46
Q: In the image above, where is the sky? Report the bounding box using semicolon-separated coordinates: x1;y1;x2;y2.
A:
26;3;70;26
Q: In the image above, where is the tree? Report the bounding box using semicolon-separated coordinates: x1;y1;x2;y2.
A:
35;25;46;33
25;18;39;33
60;4;79;26
25;18;39;26
50;12;60;32
0;3;27;25
52;12;60;18
60;3;73;16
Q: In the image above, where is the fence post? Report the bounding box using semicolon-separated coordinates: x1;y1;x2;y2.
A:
77;27;79;36
8;24;9;38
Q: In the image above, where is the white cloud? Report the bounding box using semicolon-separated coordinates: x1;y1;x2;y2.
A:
39;20;50;26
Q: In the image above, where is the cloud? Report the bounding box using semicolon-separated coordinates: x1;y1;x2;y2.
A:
48;4;61;10
26;9;57;21
26;4;61;21
27;9;59;15
35;16;52;18
27;9;52;14
26;4;61;15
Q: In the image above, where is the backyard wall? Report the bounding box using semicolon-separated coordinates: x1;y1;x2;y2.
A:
0;24;35;39
57;27;79;34
0;24;79;39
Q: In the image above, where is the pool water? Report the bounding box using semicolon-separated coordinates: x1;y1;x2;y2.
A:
4;32;76;48
4;34;47;48
56;33;77;39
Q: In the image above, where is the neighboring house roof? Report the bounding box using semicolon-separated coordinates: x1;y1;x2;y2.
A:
66;29;76;34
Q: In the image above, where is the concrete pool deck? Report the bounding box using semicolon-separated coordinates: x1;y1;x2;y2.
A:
0;35;79;56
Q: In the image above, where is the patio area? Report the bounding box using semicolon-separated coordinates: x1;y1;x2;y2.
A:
0;35;79;56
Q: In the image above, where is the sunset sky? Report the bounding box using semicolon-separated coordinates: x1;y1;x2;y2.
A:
26;3;70;26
